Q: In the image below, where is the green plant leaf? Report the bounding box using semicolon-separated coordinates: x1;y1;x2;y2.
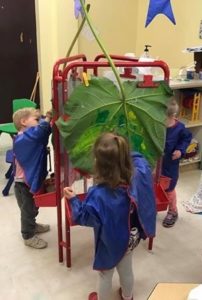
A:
56;76;173;172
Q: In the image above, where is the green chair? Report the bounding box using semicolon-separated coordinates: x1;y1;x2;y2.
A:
0;98;37;136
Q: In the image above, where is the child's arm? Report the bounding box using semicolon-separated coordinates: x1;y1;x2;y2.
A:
64;187;101;227
173;127;192;160
26;110;52;142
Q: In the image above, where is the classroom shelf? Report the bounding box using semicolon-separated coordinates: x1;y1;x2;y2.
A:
171;80;202;171
180;158;201;166
183;120;202;128
170;79;202;90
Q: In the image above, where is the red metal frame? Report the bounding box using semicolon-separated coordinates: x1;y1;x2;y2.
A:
49;54;170;266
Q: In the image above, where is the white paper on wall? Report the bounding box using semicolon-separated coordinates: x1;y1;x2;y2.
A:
199;20;202;39
81;23;99;42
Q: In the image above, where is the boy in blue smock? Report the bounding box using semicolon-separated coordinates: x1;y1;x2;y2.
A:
162;100;192;227
13;108;52;249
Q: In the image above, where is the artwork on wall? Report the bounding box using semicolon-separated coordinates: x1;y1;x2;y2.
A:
145;0;176;27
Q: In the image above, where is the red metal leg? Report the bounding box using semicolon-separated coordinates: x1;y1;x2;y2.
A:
65;213;71;268
57;204;64;263
148;237;153;250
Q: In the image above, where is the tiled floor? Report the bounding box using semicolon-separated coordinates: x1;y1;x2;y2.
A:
0;133;202;300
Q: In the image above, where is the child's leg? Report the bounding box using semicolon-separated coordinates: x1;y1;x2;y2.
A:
167;189;177;212
162;189;178;228
97;268;114;300
14;182;38;239
116;251;134;300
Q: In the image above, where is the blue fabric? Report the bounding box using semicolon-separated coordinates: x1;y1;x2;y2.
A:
74;0;85;19
13;120;51;194
129;152;156;238
145;0;176;27
69;152;156;270
162;121;192;191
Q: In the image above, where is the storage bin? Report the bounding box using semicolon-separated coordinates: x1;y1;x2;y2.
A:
155;176;171;211
34;191;57;207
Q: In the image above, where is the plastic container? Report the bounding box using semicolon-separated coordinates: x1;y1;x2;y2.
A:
65;193;86;225
187;69;195;80
34;191;57;207
154;176;171;211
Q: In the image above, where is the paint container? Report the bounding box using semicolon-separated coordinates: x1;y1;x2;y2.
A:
186;70;195;80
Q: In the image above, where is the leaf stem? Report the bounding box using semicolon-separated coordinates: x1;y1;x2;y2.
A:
63;4;91;70
79;0;126;101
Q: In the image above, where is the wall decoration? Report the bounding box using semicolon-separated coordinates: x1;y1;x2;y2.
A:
145;0;176;27
199;20;202;39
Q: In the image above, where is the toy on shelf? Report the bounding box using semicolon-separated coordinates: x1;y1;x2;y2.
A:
179;89;201;123
180;138;200;164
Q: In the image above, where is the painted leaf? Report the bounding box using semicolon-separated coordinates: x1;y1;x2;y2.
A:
56;77;173;173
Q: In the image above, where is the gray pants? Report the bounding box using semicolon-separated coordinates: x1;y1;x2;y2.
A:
14;182;38;240
98;251;134;300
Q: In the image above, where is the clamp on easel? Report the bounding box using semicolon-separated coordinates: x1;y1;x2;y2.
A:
138;75;159;88
82;72;91;86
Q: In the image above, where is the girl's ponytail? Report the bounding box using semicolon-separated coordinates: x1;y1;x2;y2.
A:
93;133;133;188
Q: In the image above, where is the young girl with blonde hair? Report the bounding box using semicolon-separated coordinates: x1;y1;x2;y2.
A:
162;99;192;227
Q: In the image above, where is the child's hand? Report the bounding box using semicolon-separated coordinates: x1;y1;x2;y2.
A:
45;110;52;122
172;150;181;160
64;187;75;199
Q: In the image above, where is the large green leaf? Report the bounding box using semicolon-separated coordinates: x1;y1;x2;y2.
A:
56;76;173;172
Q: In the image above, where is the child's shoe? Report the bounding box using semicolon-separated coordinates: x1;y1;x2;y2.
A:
35;223;50;234
162;211;178;228
24;235;48;249
88;292;98;300
119;288;133;300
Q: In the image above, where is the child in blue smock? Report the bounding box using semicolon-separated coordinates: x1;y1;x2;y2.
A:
162;100;192;227
13;108;52;249
64;132;156;300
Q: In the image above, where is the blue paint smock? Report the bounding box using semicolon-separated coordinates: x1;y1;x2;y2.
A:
68;152;156;270
161;121;192;191
13;120;51;194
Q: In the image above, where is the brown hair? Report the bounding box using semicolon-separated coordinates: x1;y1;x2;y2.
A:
93;132;133;188
13;108;39;131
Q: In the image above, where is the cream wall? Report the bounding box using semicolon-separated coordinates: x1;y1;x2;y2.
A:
135;0;202;70
35;0;202;111
35;0;78;112
78;0;138;60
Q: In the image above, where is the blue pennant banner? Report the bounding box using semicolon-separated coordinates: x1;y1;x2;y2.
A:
145;0;176;27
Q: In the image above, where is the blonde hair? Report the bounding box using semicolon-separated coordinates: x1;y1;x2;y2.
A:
166;98;179;118
93;132;133;188
13;108;39;131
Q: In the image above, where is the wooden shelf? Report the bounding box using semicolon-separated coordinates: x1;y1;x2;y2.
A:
181;120;202;128
180;158;201;166
170;79;202;90
171;80;202;171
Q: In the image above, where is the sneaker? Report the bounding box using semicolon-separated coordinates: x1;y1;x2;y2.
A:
24;235;48;249
119;288;133;300
88;292;97;300
162;211;178;228
35;223;50;234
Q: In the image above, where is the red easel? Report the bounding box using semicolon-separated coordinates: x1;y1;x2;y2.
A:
35;54;170;267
